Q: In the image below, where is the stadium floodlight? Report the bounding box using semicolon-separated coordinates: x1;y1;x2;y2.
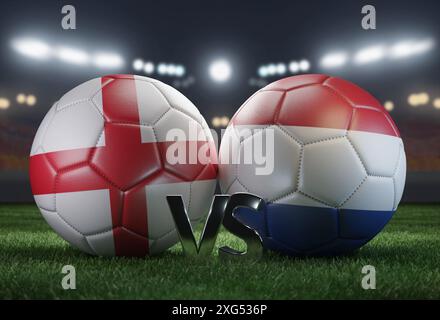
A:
354;45;386;65
320;52;348;69
289;61;300;73
16;93;26;104
175;65;185;77
26;95;37;106
57;47;90;65
276;63;286;75
167;64;177;75
384;101;394;112
418;92;430;105
209;59;232;82
93;52;124;68
433;98;440;109
389;38;434;59
408;92;430;106
266;64;277;76
211;117;221;128
133;58;144;71
408;94;418;107
12;38;51;60
258;66;268;77
143;61;154;74
157;63;167;75
220;116;230;127
299;59;310;71
0;97;10;110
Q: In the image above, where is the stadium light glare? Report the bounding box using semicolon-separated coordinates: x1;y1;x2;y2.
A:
220;116;230;127
258;66;268;77
157;63;167;75
133;58;144;71
299;59;310;71
276;63;286;75
320;52;348;68
418;92;430;105
16;93;26;104
26;95;37;106
175;65;185;77
0;97;10;110
384;101;394;112
211;117;221;128
93;53;124;69
143;61;154;74
408;93;430;106
389;38;434;59
167;64;177;75
354;45;386;65
289;61;300;73
266;64;277;76
57;47;90;65
12;38;51;60
209;59;232;82
408;94;418;107
433;98;440;109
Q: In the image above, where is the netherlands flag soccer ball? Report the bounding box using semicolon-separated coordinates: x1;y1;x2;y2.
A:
29;75;217;257
219;74;406;256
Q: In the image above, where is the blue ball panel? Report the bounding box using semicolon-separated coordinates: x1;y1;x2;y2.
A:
233;203;395;257
339;209;394;239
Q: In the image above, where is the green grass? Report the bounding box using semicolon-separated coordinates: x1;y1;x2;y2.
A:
0;204;439;299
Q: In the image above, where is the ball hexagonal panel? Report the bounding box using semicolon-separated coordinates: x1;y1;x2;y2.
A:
236;126;301;201
300;137;367;206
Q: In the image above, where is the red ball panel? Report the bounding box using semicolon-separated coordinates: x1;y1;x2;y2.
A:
350;108;400;137
232;90;284;125
89;123;162;191
263;74;329;91
277;85;353;130
324;77;384;111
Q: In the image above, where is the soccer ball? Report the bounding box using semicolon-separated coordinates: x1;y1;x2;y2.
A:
29;74;217;256
219;74;406;256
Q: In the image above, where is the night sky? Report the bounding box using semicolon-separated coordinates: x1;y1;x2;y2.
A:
0;0;439;125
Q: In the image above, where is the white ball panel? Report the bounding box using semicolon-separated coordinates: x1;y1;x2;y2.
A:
301;138;367;206
152;81;201;123
133;75;160;83
234;125;269;141
188;179;217;222
57;78;103;110
140;126;157;144
149;230;178;255
281;125;346;144
86;230;115;256
340;176;394;211
134;80;171;125
30;103;57;156
146;181;190;241
43;100;104;153
40;208;95;255
34;193;56;212
393;145;407;209
237;127;301;202
219;125;240;192
153;109;205;142
226;179;248;194
56;189;114;236
272;191;332;208
348;131;401;177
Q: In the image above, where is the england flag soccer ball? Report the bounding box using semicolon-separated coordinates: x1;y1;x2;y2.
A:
29;75;217;256
218;74;406;256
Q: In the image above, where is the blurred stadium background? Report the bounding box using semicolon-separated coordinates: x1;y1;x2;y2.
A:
0;0;438;202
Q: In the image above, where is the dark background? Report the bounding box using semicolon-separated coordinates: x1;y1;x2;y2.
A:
0;0;439;202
